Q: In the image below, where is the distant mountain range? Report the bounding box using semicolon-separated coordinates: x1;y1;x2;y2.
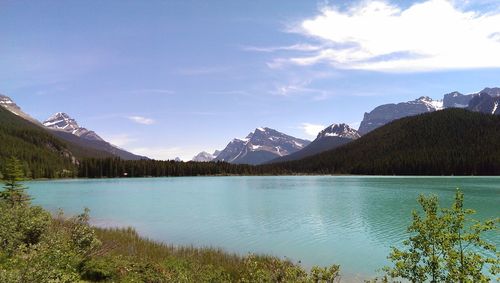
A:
0;94;146;161
358;87;500;134
3;86;500;170
191;87;500;165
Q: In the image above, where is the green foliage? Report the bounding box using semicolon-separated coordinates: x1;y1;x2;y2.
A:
77;157;284;178
384;189;499;282
1;157;31;206
310;265;341;282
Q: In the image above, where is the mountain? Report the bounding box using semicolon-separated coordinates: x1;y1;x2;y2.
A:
358;87;499;135
215;127;310;165
0;94;146;161
273;109;500;175
442;91;474;108
192;150;220;162
358;96;443;135
0;106;79;178
467;92;500;115
269;123;360;163
43;112;147;160
43;112;103;141
0;94;42;125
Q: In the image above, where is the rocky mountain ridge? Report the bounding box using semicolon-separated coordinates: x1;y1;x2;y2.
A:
214;127;310;165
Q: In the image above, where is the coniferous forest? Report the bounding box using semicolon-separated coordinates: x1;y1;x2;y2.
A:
2;107;500;178
272;109;500;175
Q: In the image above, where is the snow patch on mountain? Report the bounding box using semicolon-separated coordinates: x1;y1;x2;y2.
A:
317;123;361;140
416;96;444;111
215;127;310;164
43;112;104;142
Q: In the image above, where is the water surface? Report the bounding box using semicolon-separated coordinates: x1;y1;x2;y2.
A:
27;176;500;278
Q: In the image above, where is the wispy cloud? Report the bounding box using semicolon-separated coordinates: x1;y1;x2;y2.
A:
128;116;155;125
243;43;323;53
299;123;325;138
269;78;334;100
273;0;500;72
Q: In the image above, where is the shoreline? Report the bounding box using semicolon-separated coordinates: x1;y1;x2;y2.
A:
23;174;500;182
91;222;377;282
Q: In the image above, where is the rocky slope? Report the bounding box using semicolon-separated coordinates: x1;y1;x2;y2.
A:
270;123;360;163
358;87;500;134
215;127;310;165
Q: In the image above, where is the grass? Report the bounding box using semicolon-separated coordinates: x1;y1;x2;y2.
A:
94;227;249;279
89;226;341;282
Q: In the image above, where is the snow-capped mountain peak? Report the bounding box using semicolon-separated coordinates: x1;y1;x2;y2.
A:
43;112;79;132
215;127;310;164
43;112;104;142
317;123;361;140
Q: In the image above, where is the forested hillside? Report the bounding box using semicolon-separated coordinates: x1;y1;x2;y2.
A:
272;109;500;175
0;107;77;178
3;107;500;178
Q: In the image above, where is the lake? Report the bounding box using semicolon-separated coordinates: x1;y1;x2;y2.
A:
26;176;499;279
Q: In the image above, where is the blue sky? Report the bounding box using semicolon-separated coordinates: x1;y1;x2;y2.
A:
2;0;500;160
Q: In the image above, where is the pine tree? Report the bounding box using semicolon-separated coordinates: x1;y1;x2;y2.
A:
1;157;31;206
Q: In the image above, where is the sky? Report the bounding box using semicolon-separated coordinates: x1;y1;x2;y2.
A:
1;0;500;160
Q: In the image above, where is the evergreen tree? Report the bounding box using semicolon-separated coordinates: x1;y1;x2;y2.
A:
1;157;31;206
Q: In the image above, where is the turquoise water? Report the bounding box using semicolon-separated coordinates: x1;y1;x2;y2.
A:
27;176;499;278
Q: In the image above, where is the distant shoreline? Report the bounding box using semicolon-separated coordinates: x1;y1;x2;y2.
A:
23;174;500;182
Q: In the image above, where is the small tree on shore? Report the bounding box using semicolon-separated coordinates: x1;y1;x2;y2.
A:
384;189;499;282
1;157;31;206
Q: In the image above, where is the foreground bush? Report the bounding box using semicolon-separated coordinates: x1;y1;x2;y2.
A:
381;189;499;283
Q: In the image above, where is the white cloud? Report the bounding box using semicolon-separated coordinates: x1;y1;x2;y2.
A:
243;43;324;53
128;116;155;125
277;0;500;72
269;78;333;99
299;123;325;138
